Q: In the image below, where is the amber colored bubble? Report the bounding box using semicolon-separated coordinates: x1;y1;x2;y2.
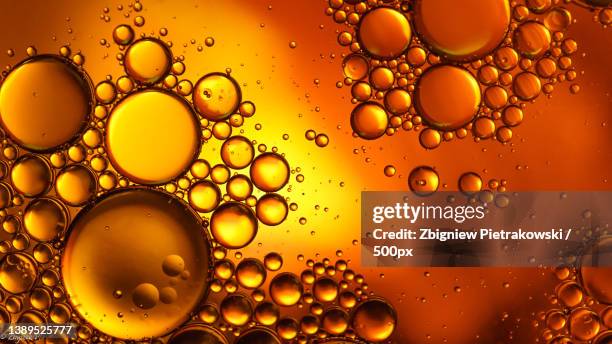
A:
369;67;394;91
544;8;572;32
227;174;253;201
250;153;290;192
168;324;228;344
256;193;288;226
106;89;200;185
350;102;388;140
473;117;496;139
458;172;482;194
351;82;372;101
277;317;299;340
351;298;397;342
556;281;583;308
513;72;542;101
10;154;51;197
322;308;349;335
478;65;499;85
61;188;210;339
236;327;281;344
0;56;91;151
124;38;172;84
513;21;551;58
95;81;116;104
484;86;508;110
264;252;283;271
357;7;411;59
255;301;279;326
593;331;612;344
23;197;67;242
270;272;303;307
113;25;135;45
384;88;411;115
580;237;612;304
502;106;524;127
408;166;439;196
221;136;254;169
313;277;338;302
235;258;266;289
546;310;567;331
162;254;185;277
301;315;319;334
188;180;221;213
414;0;510;61
0;182;11;209
193;73;241;121
569;308;601;341
494;47;519;71
0;253;37;294
416;65;481;130
220;294;252;326
210;202;258;249
536;57;557;78
342;54;369;80
55;165;96;206
419;128;441;149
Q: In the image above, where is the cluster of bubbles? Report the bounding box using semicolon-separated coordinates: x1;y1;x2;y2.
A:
324;0;599;148
537;236;612;343
405;166;508;196
200;251;397;343
0;2;397;342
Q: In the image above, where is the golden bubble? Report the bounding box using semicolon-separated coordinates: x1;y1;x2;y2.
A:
478;65;499;85
383;165;396;177
24;197;67;242
569;308;601;341
384;88;411;115
33;243;52;263
188;180;221;213
198;304;220;324
315;133;329;147
210;202;258;249
162;254;185;277
416;65;480;130
339;291;357;309
544;8;572;32
55;165;96;206
350;102;388;140
593;331;612;344
226;174;253;201
0;56;91;151
277;317;299;340
264;252;283;271
351;82;372;101
106;89;200;184
322;307;349;335
220;294;252;326
113;24;135;45
255;301;279;326
536;57;557;78
369;67;394;91
580;237;612;304
546;310;567;331
124;38;172;84
50;303;71;323
270;272;303;307
236;258;267;289
190;159;210;179
98;171;117;190
169;324;228;344
556;281;583;308
408;166;439;196
419;128;442;149
493;47;519;71
116;76;134;93
358;8;411;59
213;259;234;280
193;73;241;121
256;193;288;226
239;101;256;117
513;21;551;58
484;86;508;110
221;136;254;169
473;117;496;139
236;327;281;344
95;80;116;104
61;188;210;339
458;172;482;194
342;54;369;80
513;72;542;101
0;253;37;294
29;287;51;310
250;153;290;192
10;154;51;197
414;0;510;61
351;298;397;342
301;315;319;334
313;277;338;303
502;106;523;127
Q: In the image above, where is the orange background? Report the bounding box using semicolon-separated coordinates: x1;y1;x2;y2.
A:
0;1;610;342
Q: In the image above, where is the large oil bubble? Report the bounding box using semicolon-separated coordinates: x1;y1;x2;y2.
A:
193;73;241;121
0;56;91;151
106;89;200;185
61;188;210;339
350;102;388;140
270;272;303;307
250;153;290;192
580;236;612;304
351;299;397;342
415;65;481;130
357;8;412;59
413;0;510;61
124;38;172;84
210;202;258;249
